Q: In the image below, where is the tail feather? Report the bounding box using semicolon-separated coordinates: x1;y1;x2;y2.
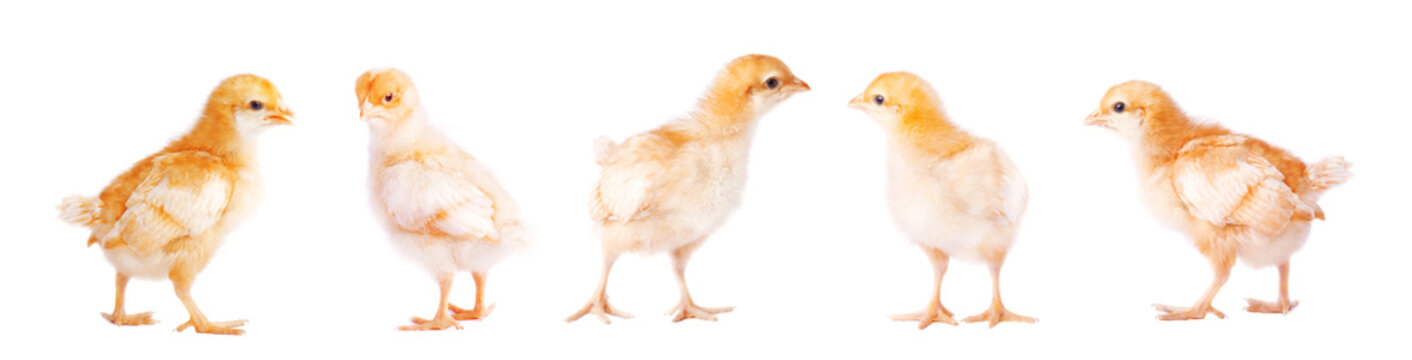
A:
58;196;103;227
1307;156;1352;193
593;136;617;167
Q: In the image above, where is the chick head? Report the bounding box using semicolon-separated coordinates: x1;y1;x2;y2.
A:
711;54;810;115
356;68;421;127
1085;80;1181;139
207;74;293;134
849;71;943;131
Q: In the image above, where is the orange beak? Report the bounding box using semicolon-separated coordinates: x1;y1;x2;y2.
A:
266;107;294;126
848;94;867;110
359;100;371;119
1084;110;1106;127
790;78;811;93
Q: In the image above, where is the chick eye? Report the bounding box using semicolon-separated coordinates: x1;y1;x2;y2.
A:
765;77;779;89
873;95;885;105
1112;101;1126;113
383;93;395;103
249;100;263;111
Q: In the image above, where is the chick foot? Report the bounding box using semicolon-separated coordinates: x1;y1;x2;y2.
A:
963;305;1036;328
891;303;958;329
567;296;633;324
1244;298;1299;315
174;318;247;335
1154;303;1225;320
449;303;494;321
102;311;157;326
400;314;462;331
667;300;733;322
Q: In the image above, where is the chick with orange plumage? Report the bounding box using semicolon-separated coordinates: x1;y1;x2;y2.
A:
57;74;293;335
1085;80;1351;320
567;54;810;323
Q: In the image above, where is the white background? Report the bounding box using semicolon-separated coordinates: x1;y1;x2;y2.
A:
2;0;1407;358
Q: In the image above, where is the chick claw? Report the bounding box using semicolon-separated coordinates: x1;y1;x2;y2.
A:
891;304;958;329
963;306;1036;328
1244;298;1299;315
448;303;494;321
667;302;733;322
1154;303;1225;320
399;315;462;331
174;319;247;335
566;297;632;324
102;311;157;326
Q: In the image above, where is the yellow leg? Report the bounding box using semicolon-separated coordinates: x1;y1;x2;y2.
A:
1155;238;1233;321
170;271;245;335
401;273;462;331
666;242;733;322
450;272;494;320
962;251;1036;328
567;251;632;323
102;273;156;326
891;247;957;329
1245;262;1299;314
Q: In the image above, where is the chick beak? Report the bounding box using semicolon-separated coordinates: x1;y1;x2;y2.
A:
266;108;294;126
359;100;372;119
790;79;811;93
848;94;867;110
1084;110;1107;127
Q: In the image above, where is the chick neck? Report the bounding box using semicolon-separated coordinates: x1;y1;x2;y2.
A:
367;106;450;161
674;80;770;142
1131;107;1229;173
166;109;258;167
890;107;974;159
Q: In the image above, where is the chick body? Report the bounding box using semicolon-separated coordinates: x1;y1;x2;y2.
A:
1085;80;1351;319
851;72;1034;328
357;68;524;330
57;74;294;335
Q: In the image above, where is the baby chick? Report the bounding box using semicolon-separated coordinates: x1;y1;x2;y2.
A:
567;54;810;323
57;74;293;335
356;68;526;331
1085;80;1351;320
849;72;1035;329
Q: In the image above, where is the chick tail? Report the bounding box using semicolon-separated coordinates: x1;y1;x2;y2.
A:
57;196;103;228
1307;156;1352;194
593;136;618;167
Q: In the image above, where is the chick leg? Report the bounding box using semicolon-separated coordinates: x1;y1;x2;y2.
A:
567;251;633;323
170;272;245;335
963;249;1036;328
101;273;156;326
891;246;958;329
667;241;734;322
401;273;462;331
1245;262;1299;314
1155;240;1233;320
449;272;493;320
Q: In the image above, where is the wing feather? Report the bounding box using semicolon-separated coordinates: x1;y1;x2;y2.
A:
380;155;497;238
1172;135;1311;234
105;152;233;252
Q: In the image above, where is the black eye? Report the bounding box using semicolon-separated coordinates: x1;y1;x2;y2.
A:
765;77;779;89
249;100;263;111
873;95;885;105
1112;101;1126;113
383;93;395;103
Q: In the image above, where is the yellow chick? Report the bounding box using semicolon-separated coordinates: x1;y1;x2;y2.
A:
356;68;526;331
1085;81;1351;320
57;74;293;335
567;54;810;323
849;72;1034;329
